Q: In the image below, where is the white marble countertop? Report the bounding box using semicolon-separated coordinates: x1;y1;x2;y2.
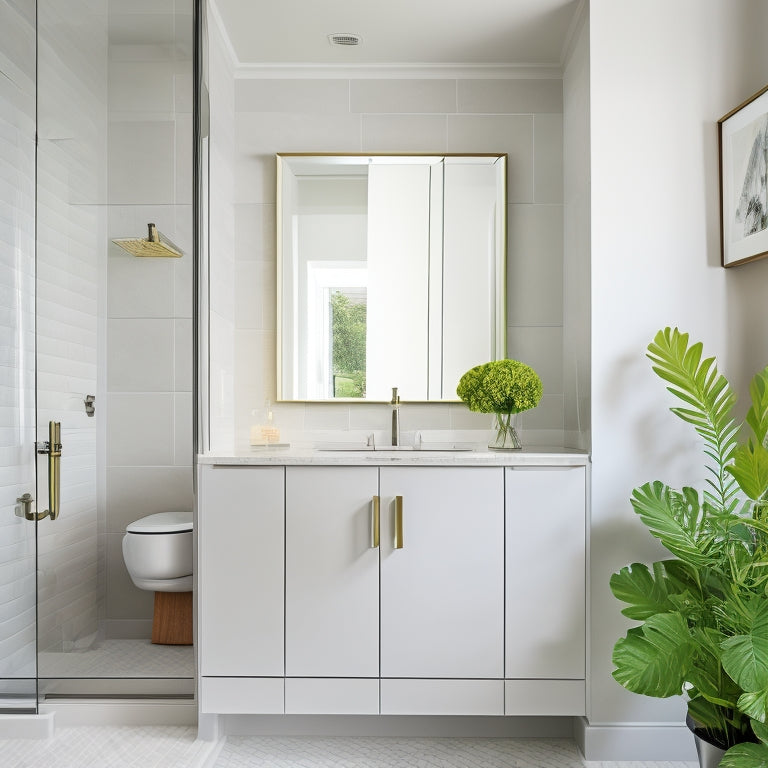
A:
198;445;589;467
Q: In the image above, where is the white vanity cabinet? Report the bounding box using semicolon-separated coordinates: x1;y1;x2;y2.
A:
283;465;504;715
379;466;504;714
504;466;587;715
198;465;285;713
198;454;587;719
285;466;380;714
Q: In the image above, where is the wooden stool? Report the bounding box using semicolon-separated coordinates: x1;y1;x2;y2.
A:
151;591;193;645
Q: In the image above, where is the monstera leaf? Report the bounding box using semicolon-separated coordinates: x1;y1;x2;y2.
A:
721;601;768;724
721;743;768;768
630;482;714;567
610;560;702;621
612;612;694;698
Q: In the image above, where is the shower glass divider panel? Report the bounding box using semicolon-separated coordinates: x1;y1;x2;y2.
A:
0;0;38;714
32;0;196;697
33;0;105;692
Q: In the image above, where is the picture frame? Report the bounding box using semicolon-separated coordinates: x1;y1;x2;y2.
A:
718;83;768;268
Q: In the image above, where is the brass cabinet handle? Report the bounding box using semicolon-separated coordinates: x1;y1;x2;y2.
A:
394;495;403;549
371;495;380;548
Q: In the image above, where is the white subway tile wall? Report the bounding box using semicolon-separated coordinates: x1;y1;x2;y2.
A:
209;72;565;451
1;0;194;669
104;7;194;631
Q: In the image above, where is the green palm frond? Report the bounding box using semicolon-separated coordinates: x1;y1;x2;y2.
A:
647;327;739;510
746;368;768;447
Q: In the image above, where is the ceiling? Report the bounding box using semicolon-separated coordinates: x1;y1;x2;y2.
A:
212;0;582;68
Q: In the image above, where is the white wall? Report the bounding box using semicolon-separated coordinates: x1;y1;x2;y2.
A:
103;1;194;635
586;0;768;758
215;70;566;450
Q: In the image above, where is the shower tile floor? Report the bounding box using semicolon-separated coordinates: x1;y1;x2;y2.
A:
38;639;194;678
0;730;699;768
0;725;212;768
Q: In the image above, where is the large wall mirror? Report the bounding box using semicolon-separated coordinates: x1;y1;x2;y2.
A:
277;153;507;402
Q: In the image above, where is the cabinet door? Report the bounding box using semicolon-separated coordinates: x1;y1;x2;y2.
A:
505;466;586;679
199;465;284;677
380;467;504;679
285;466;380;677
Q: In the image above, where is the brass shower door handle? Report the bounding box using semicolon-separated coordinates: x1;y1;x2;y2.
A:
35;421;62;521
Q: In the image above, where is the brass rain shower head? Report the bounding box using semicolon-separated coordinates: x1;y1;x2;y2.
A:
111;223;183;258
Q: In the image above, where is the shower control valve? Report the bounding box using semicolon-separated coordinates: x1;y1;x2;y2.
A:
16;493;34;519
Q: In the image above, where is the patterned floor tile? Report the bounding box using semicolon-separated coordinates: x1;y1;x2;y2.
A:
0;730;701;768
38;639;194;678
0;725;213;768
211;737;699;768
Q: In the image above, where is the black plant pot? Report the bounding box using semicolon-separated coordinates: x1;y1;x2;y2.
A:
686;714;727;768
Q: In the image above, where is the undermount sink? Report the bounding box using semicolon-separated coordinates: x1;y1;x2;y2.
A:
315;443;473;453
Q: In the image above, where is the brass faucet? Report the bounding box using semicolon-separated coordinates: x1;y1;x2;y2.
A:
391;387;401;446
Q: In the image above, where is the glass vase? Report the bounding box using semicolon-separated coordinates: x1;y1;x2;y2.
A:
489;412;522;450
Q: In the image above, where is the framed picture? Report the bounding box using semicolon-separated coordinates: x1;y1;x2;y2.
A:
718;83;768;267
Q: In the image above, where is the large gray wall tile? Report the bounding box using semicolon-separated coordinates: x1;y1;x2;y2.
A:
457;79;562;114
351;79;456;114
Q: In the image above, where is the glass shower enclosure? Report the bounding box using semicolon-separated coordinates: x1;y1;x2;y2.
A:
0;0;197;711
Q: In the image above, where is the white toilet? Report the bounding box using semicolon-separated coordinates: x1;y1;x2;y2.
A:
122;511;193;644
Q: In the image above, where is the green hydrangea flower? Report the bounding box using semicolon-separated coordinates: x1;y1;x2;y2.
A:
456;359;543;414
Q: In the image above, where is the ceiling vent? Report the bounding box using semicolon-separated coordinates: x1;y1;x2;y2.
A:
328;33;361;47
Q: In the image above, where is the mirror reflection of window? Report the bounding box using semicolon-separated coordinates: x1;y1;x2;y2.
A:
330;289;366;398
306;264;367;399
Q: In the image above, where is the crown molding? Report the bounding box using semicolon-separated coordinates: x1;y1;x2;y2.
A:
234;62;563;80
560;0;588;68
207;0;239;73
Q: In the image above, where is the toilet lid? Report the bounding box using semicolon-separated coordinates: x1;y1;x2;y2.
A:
126;511;193;534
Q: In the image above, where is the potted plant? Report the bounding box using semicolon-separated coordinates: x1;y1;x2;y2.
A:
610;327;768;767
456;359;542;449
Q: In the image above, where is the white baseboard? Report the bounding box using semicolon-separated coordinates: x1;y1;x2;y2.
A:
0;712;55;739
200;735;227;768
38;699;197;728
574;717;698;761
198;712;221;741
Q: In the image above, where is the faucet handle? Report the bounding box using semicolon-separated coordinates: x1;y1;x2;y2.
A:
391;386;400;405
366;433;376;448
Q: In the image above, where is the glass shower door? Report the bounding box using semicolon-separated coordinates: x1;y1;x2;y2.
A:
0;0;38;713
33;0;107;689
